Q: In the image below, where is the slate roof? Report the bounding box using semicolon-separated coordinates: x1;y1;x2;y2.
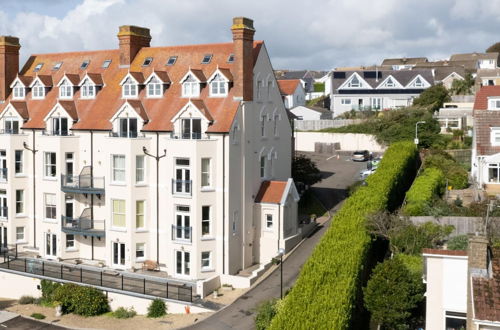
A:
472;248;500;323
2;40;264;133
381;57;428;66
331;69;434;91
450;52;499;62
255;181;288;204
433;66;467;82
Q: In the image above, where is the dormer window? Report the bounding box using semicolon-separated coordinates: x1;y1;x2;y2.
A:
32;81;45;99
122;77;138;98
210;74;227;97
12;82;25;99
182;118;201;139
147;76;162;97
59;80;73;99
80;60;90;70
414;77;423;87
348;75;360;88
386;77;395;87
182;75;200;98
80;79;96;99
119;118;138;138
51;117;69;136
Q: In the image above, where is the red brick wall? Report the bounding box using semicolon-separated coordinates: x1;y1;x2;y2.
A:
0;36;20;101
231;17;255;101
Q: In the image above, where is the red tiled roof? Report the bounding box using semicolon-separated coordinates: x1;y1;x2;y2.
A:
474;86;500;110
17;75;33;86
58;100;78;120
255;181;288;204
3;41;263;132
36;75;53;87
63;73;80;86
218;68;233;81
126;100;148;121
277;79;300;95
128;71;144;84
152;70;171;83
10;101;29;119
189;69;207;82
473;248;500;322
190;99;214;122
422;248;467;256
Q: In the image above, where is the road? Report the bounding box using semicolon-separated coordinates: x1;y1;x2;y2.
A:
0;316;67;329
185;153;365;330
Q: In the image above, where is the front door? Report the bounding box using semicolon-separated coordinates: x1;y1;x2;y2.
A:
0;190;7;219
45;233;57;258
0;150;6;181
112;242;126;268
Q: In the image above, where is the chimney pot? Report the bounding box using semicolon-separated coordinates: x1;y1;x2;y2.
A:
231;17;255;101
117;25;151;67
0;35;20;101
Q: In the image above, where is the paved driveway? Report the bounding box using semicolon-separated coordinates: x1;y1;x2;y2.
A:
0;316;67;329
184;152;366;330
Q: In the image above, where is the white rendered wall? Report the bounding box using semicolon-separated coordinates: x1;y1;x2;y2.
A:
295;132;386;152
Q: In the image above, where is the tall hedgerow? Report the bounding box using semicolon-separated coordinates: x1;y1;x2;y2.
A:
402;167;445;216
269;141;418;329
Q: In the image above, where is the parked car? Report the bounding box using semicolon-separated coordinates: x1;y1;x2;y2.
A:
352;150;370;162
359;168;376;180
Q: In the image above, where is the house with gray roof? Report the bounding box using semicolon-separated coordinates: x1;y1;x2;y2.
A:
329;69;434;116
381;57;428;70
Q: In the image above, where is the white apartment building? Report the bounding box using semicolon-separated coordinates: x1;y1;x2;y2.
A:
0;17;299;287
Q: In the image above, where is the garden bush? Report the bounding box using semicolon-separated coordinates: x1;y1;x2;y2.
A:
53;283;109;316
269;141;418;329
403;167;445;216
112;306;137;319
147;298;167;318
255;299;279;330
18;295;36;305
447;235;469;250
40;279;61;303
424;151;468;189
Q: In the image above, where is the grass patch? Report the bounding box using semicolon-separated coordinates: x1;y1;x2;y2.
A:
31;313;46;320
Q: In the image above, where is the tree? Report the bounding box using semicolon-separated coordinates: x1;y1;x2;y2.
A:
450;73;474;95
486;42;500;53
363;257;425;329
412;84;451;112
292;154;322;186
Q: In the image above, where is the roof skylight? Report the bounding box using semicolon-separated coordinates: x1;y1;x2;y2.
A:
142;57;153;67
52;62;63;71
201;54;213;64
80;60;90;70
102;59;111;68
33;63;43;72
166;56;177;66
227;54;235;63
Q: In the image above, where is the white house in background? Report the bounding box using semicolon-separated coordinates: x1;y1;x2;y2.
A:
290;106;332;120
0;17;300;299
329;69;434;117
423;248;468;329
277;79;306;109
380;57;428;70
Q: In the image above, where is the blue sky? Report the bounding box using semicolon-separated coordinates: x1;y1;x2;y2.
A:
1;0;500;70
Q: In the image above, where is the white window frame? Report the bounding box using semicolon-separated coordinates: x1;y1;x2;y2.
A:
265;214;273;229
174;205;191;241
111;155;126;184
489;99;500;110
348;76;361;88
136;243;145;260
146;76;162;98
4;118;20;134
12;82;25;99
341;98;351;105
65;234;75;249
201;251;212;271
44;152;56;178
31;81;45;99
201;158;211;189
135;155;145;183
44;193;56;221
175;250;190;276
15;150;23;174
136;200;145;229
59;80;73;99
201;205;211;237
491;128;500;146
122;77;138;98
209;74;228;97
15;189;24;215
112;199;126;228
16;226;24;242
80;79;96;99
181;75;200;98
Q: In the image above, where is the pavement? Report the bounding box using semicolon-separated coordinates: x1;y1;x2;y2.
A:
184;152;366;330
0;315;67;329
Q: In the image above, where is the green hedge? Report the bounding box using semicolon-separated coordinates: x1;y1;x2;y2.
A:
402;167;445;216
269;141;418;329
313;82;325;93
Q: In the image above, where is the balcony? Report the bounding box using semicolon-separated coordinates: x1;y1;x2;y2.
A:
61;214;105;238
61;168;104;196
42;130;74;136
0;129;21;135
108;131;145;138
169;132;211;140
0;168;7;182
171;225;192;242
171;179;192;196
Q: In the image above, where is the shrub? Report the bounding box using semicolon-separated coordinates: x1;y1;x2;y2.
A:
30;313;46;320
403;167;445;216
269;141;418;329
448;235;469;250
147;299;167;318
40;279;62;303
113;306;137;319
390;221;454;255
363;257;425;328
255;299;279;330
53;284;109;316
424;151;468;189
18;295;36;305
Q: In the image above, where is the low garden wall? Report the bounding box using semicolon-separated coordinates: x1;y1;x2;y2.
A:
408;216;484;236
295;132;386;152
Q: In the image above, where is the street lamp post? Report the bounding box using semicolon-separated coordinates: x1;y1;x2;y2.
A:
277;248;285;299
143;138;166;267
415;121;426;145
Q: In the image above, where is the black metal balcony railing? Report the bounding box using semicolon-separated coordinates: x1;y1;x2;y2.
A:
61;174;105;195
61;216;105;238
0;168;7;182
0;206;7;219
171;225;192;242
172;179;192;195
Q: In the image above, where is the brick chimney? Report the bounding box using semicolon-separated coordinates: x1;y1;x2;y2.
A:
466;235;490;330
231;17;255;101
117;25;151;67
0;36;20;102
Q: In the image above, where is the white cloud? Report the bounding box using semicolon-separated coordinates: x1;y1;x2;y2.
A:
1;0;500;70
